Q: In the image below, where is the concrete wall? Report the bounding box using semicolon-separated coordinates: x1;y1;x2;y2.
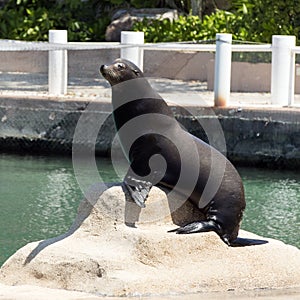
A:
0;51;48;73
1;97;299;169
207;61;271;92
144;51;213;82
1;50;300;93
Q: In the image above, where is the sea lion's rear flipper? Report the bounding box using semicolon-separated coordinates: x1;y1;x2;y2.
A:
229;237;268;247
169;222;269;247
168;220;222;235
124;173;153;208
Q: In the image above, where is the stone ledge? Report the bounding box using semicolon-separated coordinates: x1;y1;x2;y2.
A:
1;98;300;168
1;185;300;297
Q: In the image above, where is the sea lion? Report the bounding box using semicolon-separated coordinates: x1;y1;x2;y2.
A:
100;58;246;246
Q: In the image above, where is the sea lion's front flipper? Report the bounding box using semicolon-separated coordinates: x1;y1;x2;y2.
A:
124;173;153;208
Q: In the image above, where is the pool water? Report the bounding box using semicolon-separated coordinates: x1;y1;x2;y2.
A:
0;153;299;266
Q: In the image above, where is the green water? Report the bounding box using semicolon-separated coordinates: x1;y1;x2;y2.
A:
0;153;299;266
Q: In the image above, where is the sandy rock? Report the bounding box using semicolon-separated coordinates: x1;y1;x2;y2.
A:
1;184;300;297
0;283;102;300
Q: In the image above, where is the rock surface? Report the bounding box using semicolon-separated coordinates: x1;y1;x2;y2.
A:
0;283;102;300
105;8;178;41
1;184;300;297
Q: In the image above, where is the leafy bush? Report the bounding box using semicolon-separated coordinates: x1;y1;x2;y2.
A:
0;0;110;41
231;0;300;43
0;0;160;41
133;0;300;45
1;0;299;45
133;10;245;43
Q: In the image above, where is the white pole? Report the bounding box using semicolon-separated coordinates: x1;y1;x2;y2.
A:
48;30;68;95
271;35;296;106
120;31;144;71
214;33;232;107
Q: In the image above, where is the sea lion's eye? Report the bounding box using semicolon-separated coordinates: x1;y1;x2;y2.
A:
116;63;125;70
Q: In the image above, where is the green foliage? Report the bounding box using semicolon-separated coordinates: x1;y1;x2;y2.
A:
134;0;300;45
130;0;160;8
98;0;158;7
231;0;300;43
133;10;244;43
1;0;299;45
0;0;160;41
0;0;110;41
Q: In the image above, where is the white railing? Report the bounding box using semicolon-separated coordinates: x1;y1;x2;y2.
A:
271;35;296;106
0;30;299;107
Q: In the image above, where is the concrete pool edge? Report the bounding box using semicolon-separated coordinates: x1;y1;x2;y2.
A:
1;95;299;169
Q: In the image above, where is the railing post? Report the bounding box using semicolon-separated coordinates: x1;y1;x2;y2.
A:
214;33;232;107
271;35;296;106
48;30;68;95
120;31;144;71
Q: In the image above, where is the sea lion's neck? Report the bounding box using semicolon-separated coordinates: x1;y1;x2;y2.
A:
111;77;174;132
111;77;162;110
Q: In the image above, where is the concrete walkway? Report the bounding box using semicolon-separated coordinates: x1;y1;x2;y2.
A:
1;71;300;108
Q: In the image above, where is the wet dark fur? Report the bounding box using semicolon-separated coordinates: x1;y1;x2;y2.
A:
100;59;247;246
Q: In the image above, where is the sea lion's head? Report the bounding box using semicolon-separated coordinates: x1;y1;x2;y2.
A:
100;58;143;86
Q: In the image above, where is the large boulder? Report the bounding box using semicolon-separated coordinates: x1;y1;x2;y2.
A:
105;8;178;42
1;184;300;297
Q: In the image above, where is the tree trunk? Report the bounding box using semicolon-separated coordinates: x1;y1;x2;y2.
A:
191;0;202;19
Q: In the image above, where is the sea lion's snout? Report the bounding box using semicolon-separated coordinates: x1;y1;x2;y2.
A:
100;64;107;75
100;64;112;83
